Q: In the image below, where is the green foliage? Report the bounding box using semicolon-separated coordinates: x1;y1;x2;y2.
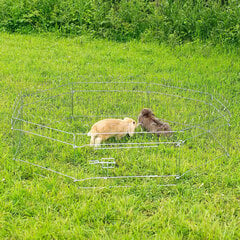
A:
0;0;239;46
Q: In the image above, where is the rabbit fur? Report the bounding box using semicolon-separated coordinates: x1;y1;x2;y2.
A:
138;108;171;137
88;117;137;147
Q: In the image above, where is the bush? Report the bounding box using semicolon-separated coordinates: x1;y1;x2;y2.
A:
0;0;239;46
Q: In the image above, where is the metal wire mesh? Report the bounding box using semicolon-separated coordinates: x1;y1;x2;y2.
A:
11;80;231;188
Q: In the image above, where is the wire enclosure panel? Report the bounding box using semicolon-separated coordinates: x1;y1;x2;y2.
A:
12;81;230;188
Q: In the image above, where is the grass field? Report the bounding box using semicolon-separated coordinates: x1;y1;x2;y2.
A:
0;33;239;239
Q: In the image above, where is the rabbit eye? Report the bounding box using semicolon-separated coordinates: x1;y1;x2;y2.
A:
133;121;136;124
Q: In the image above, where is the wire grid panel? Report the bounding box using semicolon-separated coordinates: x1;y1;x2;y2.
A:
11;81;230;187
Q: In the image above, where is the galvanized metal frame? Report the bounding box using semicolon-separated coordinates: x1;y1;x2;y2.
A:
11;81;231;188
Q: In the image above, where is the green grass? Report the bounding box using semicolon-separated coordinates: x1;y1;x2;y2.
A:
0;33;239;239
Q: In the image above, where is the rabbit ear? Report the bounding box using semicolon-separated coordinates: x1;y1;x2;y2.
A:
124;117;131;122
141;108;152;117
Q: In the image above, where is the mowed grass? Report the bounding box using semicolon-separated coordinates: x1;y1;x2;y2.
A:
0;33;239;239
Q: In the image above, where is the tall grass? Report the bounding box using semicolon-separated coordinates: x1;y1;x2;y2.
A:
0;0;239;46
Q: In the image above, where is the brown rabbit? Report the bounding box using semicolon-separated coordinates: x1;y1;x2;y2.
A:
138;108;171;137
88;118;137;147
